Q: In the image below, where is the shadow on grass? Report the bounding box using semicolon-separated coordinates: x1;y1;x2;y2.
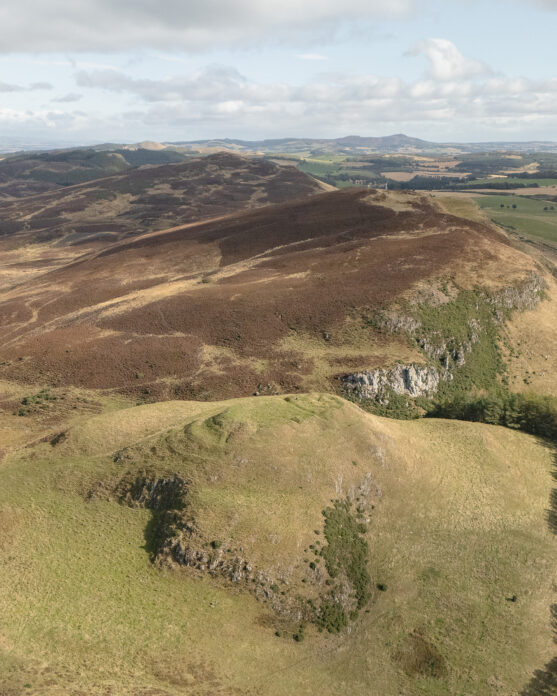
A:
142;511;166;559
521;446;557;696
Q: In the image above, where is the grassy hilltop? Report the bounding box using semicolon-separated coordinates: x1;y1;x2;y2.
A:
0;392;555;695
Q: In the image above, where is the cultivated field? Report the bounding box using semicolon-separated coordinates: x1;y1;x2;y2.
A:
475;194;557;245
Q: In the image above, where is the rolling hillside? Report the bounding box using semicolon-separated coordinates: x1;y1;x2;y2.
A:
0;187;550;408
169;134;557;155
0;146;193;197
0;152;556;696
0;392;554;695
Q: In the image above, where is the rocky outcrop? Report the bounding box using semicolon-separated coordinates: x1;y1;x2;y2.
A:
88;468;377;632
163;535;257;585
119;474;188;511
417;320;478;371
376;311;422;335
345;274;547;405
490;272;546;318
102;472;272;589
343;363;441;402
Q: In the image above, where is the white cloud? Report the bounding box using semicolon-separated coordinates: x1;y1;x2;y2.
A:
0;82;25;93
2;0;555;55
0;0;421;53
0;81;52;92
0;108;80;127
76;66;291;104
409;38;489;81
69;48;557;139
4;31;557;142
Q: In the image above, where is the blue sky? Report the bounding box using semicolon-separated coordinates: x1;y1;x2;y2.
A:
1;0;557;145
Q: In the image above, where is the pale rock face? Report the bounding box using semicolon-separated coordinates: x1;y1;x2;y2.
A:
343;364;441;401
490;273;545;314
343;274;546;405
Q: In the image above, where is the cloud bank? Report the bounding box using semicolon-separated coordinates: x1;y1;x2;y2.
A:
1;0;556;142
0;0;419;52
40;39;557;139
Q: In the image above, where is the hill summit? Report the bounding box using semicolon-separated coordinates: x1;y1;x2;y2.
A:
0;187;547;408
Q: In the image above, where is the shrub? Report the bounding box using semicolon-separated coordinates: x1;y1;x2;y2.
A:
321;500;371;611
317;600;347;633
428;392;557;443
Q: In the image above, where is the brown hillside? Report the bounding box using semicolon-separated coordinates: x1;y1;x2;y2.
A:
0;152;323;248
0;188;542;398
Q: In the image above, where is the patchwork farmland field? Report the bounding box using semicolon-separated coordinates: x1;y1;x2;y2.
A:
475;194;557;245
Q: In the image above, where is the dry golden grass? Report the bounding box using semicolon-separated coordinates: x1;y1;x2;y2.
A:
0;240;86;291
0;504;23;550
503;276;557;396
432;192;491;223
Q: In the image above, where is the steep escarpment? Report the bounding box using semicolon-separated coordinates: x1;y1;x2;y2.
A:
87;402;380;634
342;272;547;412
344;364;441;401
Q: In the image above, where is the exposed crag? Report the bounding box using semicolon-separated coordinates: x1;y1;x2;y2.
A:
90;465;376;634
344;273;546;407
343;364;442;402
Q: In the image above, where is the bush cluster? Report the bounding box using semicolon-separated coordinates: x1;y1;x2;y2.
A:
315;499;372;633
428;392;557;443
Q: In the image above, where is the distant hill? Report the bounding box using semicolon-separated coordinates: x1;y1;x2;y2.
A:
0;152;325;246
4;135;557;202
169;133;436;155
0;147;191;197
168;134;557;155
4;135;557;163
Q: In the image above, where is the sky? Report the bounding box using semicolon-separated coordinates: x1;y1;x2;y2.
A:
1;0;557;146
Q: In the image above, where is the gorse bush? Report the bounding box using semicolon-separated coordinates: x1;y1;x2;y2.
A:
317;600;348;634
321;500;370;609
314;499;372;633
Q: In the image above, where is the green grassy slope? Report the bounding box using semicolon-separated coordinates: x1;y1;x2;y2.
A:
0;393;555;695
475;194;557;243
